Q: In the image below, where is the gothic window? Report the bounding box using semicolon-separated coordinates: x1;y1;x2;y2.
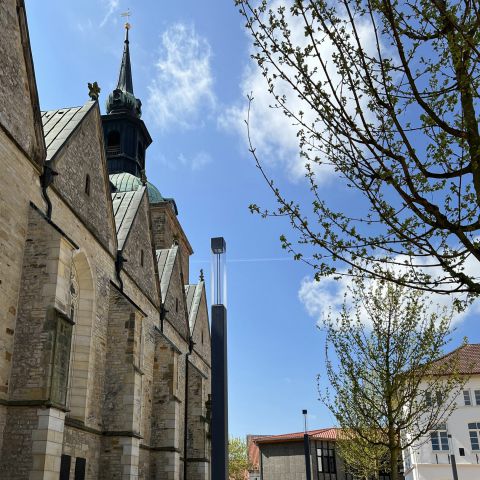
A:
84;174;90;196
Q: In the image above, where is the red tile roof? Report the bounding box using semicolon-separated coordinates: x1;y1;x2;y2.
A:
428;343;480;375
253;427;339;445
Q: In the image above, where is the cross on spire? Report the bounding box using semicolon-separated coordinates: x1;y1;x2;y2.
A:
117;11;134;94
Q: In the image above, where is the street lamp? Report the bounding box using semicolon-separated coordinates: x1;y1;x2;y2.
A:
211;237;228;480
303;410;312;480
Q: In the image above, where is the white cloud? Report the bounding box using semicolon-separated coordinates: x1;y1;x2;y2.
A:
299;253;480;329
147;23;215;130
100;0;119;28
219;1;378;181
178;152;212;171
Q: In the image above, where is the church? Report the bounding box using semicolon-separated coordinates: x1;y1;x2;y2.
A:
0;1;212;479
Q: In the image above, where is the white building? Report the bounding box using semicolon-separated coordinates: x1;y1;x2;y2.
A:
403;344;480;480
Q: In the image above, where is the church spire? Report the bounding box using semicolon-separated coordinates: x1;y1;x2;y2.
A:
105;22;142;118
117;24;134;94
102;20;152;179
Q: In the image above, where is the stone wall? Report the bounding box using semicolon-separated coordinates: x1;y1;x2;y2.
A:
150;203;191;283
121;194;160;306
190;288;211;367
0;127;44;401
0;0;44;167
103;287;143;434
63;424;102;479
0;406;37;479
9;206;75;402
51;105;116;255
163;253;189;341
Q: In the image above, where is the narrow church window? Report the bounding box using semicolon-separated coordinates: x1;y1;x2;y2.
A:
201;331;204;344
140;249;144;267
85;174;90;196
175;298;179;313
59;455;71;480
74;457;86;480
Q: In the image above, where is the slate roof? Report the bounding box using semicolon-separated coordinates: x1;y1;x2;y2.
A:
185;282;205;331
254;428;339;445
111;187;145;250
41;102;95;161
156;246;178;303
427;343;480;375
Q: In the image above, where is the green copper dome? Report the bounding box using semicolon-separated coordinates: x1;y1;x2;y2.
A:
110;172;163;204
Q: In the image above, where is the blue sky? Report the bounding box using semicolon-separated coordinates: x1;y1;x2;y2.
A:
25;0;480;438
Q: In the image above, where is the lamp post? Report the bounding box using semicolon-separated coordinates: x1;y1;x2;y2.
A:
211;237;228;480
303;410;312;480
447;434;459;480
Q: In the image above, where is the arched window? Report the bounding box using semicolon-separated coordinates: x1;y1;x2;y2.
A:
84;174;90;196
107;130;121;155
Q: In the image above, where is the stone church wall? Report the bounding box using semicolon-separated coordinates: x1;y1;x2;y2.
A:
121;194;160;306
0;0;44;167
51;106;116;255
0;128;44;401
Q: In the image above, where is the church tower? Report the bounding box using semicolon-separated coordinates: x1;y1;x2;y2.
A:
102;24;152;178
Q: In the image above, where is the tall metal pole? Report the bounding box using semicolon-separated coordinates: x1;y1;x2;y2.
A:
211;237;228;480
448;434;459;480
303;410;312;480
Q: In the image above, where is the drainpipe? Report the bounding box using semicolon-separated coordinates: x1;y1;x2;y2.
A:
183;336;194;480
40;163;58;219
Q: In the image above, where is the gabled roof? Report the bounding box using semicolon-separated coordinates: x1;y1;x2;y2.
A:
184;281;205;331
254;428;339;445
427;343;480;375
42;102;95;161
111;187;145;250
156;246;178;303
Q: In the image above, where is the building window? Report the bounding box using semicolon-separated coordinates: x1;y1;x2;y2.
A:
430;424;449;451
85;174;90;196
317;441;336;474
425;390;443;407
464;390;472;406
175;298;179;313
140;249;144;267
468;422;480;450
475;390;480;405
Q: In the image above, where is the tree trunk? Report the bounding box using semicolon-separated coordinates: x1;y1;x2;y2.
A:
389;446;399;480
